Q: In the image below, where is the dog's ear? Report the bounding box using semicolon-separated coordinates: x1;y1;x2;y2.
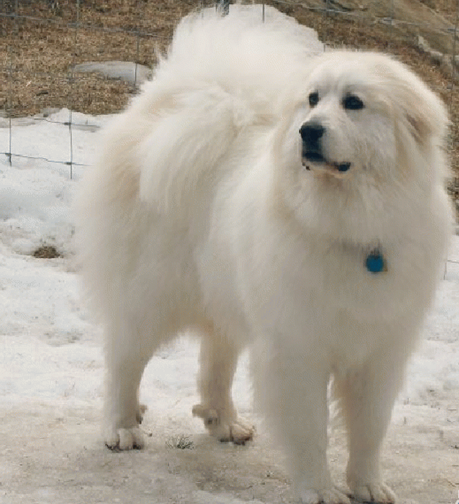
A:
403;86;449;146
390;62;449;147
373;55;449;147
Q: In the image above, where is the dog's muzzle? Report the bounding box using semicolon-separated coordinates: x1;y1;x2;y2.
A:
299;122;351;173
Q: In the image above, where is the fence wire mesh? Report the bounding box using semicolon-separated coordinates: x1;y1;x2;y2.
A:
0;0;458;219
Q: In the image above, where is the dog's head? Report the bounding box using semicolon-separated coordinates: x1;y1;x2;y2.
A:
273;50;449;241
293;51;448;181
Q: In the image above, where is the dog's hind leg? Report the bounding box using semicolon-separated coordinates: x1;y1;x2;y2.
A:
103;318;169;451
192;329;254;444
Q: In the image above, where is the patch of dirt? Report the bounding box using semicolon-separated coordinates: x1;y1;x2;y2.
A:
33;244;62;259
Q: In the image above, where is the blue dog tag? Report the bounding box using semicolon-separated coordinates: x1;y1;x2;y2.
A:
366;251;386;273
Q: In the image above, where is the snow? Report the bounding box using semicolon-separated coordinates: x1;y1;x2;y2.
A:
0;110;458;504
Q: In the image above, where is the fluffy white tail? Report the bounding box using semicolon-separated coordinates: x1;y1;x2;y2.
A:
138;4;323;212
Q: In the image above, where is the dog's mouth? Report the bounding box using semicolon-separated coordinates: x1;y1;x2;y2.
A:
302;151;351;174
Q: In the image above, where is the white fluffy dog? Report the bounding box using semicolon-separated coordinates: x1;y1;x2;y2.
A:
75;5;452;504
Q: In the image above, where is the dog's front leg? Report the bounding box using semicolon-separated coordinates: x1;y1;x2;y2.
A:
334;347;407;504
253;343;350;504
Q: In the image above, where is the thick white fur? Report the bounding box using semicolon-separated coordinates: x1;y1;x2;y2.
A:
74;5;452;504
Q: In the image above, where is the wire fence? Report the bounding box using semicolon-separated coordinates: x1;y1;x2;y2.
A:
1;0;458;220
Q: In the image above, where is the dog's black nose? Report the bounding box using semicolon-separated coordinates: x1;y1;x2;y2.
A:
299;122;325;146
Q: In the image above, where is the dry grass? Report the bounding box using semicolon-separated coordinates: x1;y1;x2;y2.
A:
0;0;458;206
0;0;201;116
165;434;195;450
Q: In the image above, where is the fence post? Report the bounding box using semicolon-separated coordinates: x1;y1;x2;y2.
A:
216;0;230;15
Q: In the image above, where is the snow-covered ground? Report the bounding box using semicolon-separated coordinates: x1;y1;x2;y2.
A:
0;110;458;504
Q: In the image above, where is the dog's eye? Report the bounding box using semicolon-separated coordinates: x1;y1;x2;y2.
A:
343;95;364;110
308;92;319;108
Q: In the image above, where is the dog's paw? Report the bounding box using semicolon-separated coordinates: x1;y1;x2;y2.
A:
192;404;255;445
351;482;396;503
105;426;145;451
218;418;255;445
298;487;351;504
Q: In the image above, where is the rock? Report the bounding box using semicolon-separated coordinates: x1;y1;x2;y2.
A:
71;61;152;87
417;36;458;83
299;0;455;56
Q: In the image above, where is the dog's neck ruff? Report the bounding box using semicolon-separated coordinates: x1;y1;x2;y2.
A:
365;248;387;274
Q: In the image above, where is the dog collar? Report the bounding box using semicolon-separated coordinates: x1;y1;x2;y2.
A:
365;248;387;274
